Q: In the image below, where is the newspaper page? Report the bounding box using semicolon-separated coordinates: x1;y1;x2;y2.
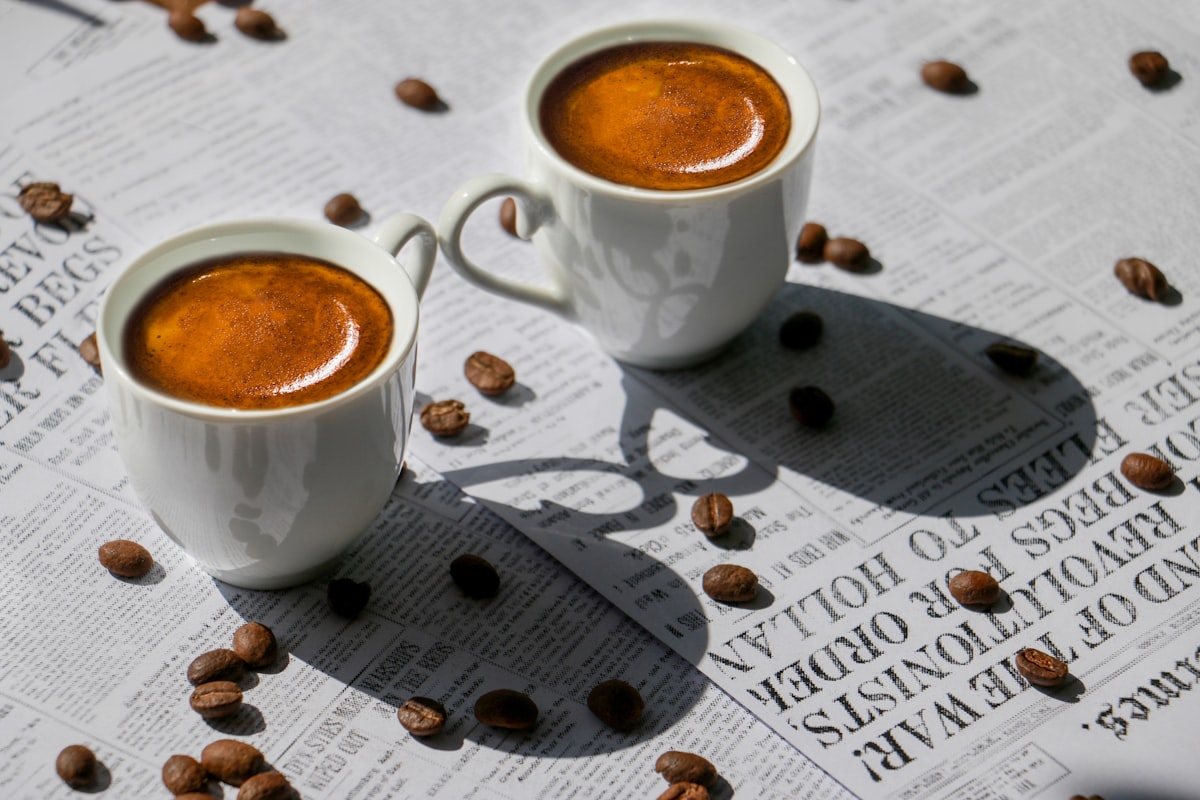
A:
5;0;1200;799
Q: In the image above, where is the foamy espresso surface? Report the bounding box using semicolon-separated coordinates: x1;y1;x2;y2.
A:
124;253;393;410
539;41;791;191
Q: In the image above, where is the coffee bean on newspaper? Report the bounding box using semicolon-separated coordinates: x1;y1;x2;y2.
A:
474;689;538;729
788;385;834;428
56;744;97;789
691;493;734;537
658;784;709;800
1014;647;1069;687
18;182;73;223
395;78;440;110
0;331;10;369
702;564;758;603
464;351;516;396
1114;257;1168;301
162;754;210;795
169;10;207;42
79;331;102;374
235;8;282;40
98;539;154;578
187;648;246;685
779;311;822;349
190;681;244;719
1120;452;1174;490
327;577;371;618
948;570;1001;607
985;341;1038;375
201;739;265;786
794;222;827;263
587;679;644;730
420;399;470;436
1129;51;1170;87
655;751;718;787
823;237;870;271
232;621;278;668
450;553;500;598
238;770;297;800
397;696;447;737
921;60;971;93
499;198;519;236
324;193;364;227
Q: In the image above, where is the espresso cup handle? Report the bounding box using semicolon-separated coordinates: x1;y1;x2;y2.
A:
373;213;438;299
437;173;570;315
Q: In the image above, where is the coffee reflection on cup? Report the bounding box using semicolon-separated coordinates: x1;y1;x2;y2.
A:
439;19;820;369
96;215;436;589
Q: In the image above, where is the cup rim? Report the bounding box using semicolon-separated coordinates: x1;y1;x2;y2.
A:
96;217;420;421
522;18;821;201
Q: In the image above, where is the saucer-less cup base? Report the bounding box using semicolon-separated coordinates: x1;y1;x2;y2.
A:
97;216;436;590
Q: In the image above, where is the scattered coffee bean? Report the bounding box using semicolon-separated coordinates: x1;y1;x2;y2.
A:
450;553;500;598
921;60;972;93
232;622;278;669
1070;795;1105;800
948;570;1001;607
657;783;710;800
235;7;282;40
1014;647;1069;687
1129;51;1170;87
702;564;759;604
587;679;644;731
178;794;220;800
323;192;363;227
327;577;371;618
985;341;1038;375
162;754;210;795
397;696;447;737
499;197;519;236
56;744;97;789
0;332;10;369
691;493;734;538
237;770;296;800
788;385;834;428
824;237;871;271
795;222;828;263
1120;452;1175;490
474;689;538;730
190;681;244;719
1114;257;1168;301
79;331;102;374
655;751;718;787
201;739;265;787
394;78;440;110
187;648;246;685
779;311;823;349
98;538;154;578
169;10;207;42
420;399;470;436
18;182;73;223
464;351;516;396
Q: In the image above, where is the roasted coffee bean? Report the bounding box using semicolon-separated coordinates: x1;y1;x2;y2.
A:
1129;51;1170;87
235;7;282;40
795;222;828;263
394;78;440;110
98;539;153;578
655;751;718;787
327;577;371;618
162;754;210;795
56;744;97;789
823;237;870;271
178;794;220;800
788;385;834;428
948;570;1001;607
779;311;823;349
237;770;296;800
169;10;208;42
191;681;244;719
397;696;447;737
1070;795;1105;800
921;60;972;93
464;351;516;396
702;564;758;604
0;332;10;369
499;197;519;236
474;689;538;730
187;648;246;685
79;331;102;374
586;679;644;731
201;739;265;787
420;399;470;436
691;493;734;537
985;342;1038;375
19;182;73;223
450;553;500;598
1114;257;1168;301
323;192;363;227
1014;647;1069;687
232;622;278;669
657;783;710;800
1120;452;1175;490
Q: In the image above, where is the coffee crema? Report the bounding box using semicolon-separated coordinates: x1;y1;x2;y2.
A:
124;253;393;410
539;41;791;191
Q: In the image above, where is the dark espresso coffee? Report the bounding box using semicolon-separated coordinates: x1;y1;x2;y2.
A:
124;253;392;410
539;41;791;191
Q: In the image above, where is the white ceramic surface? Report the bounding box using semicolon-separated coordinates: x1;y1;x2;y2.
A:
96;215;437;589
438;19;820;369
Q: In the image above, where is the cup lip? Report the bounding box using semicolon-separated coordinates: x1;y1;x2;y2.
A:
96;217;420;421
522;17;821;201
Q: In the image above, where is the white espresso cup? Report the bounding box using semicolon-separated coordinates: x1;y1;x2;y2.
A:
438;19;820;369
96;215;437;589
